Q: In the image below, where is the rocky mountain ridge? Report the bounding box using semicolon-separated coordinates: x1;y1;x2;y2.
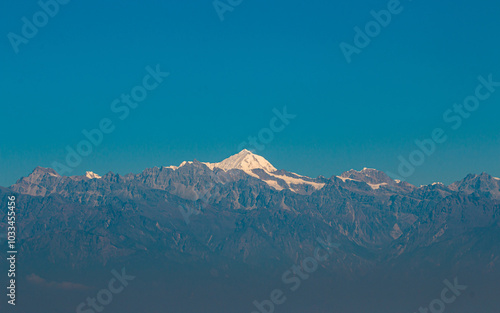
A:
2;150;499;312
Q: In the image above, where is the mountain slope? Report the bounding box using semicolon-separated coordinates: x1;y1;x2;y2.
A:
2;151;500;313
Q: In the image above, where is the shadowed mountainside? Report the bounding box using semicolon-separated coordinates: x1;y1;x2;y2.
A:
1;150;499;313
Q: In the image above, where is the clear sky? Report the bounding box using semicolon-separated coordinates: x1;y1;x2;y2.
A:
1;0;500;187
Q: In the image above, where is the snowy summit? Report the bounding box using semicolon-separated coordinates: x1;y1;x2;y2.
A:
205;149;277;173
85;171;102;179
203;150;324;192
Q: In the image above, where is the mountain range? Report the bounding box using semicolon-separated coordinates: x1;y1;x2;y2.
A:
1;149;499;313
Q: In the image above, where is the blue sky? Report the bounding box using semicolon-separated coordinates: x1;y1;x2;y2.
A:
1;0;500;186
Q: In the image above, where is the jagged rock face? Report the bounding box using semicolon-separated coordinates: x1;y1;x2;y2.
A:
11;166;61;196
340;168;395;185
449;172;500;199
2;151;500;313
3;151;500;275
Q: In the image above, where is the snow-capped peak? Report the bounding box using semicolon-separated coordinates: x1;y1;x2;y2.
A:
206;149;277;173
85;171;101;179
163;150;324;193
208;150;325;192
